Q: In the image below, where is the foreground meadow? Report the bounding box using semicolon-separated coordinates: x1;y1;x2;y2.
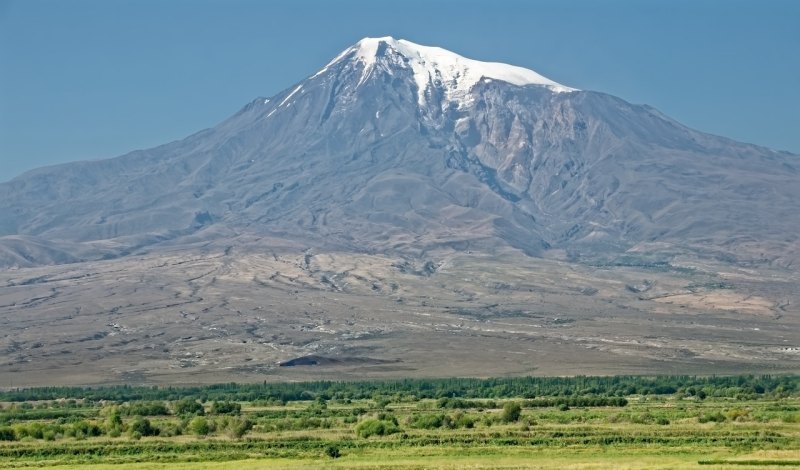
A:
0;376;797;469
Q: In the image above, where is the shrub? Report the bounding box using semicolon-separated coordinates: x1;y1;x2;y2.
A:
158;421;184;437
210;401;241;415
325;445;341;458
174;399;205;416
454;412;476;429
727;408;751;422
501;402;522;423
69;420;102;438
408;413;444;429
0;427;16;441
355;418;399;438
189;416;210;436
128;417;158;437
445;398;496;409
306;401;327;416
376;412;399;425
122;401;169;416
103;406;123;434
698;412;726;423
226;418;253;438
630;413;655;424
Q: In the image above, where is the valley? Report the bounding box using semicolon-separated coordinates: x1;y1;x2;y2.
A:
1;376;798;469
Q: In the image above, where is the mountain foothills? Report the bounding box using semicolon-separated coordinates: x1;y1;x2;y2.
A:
0;38;798;386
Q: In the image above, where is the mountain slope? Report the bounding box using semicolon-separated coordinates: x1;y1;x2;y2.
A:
1;37;798;268
2;37;800;386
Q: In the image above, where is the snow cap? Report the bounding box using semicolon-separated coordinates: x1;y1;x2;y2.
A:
314;36;576;106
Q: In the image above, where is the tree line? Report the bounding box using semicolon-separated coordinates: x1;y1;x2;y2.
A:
0;375;795;403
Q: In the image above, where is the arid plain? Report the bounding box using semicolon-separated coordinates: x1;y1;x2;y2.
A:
2;242;797;387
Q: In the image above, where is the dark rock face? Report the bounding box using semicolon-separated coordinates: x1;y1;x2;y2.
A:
279;355;396;367
279;356;329;367
1;37;798;268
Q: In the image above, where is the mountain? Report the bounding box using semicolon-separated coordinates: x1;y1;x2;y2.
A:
1;37;798;268
1;38;798;386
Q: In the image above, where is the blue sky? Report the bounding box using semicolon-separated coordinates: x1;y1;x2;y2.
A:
1;0;798;182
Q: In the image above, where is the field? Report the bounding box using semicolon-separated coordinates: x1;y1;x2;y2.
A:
0;376;798;469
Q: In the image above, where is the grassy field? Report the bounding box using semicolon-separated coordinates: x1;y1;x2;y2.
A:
0;376;798;469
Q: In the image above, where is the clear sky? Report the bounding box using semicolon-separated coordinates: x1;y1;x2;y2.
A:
1;0;798;182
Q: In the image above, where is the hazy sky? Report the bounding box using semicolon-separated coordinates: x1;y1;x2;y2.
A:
1;0;798;182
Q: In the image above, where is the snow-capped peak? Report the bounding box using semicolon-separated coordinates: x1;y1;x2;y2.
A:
314;37;576;106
